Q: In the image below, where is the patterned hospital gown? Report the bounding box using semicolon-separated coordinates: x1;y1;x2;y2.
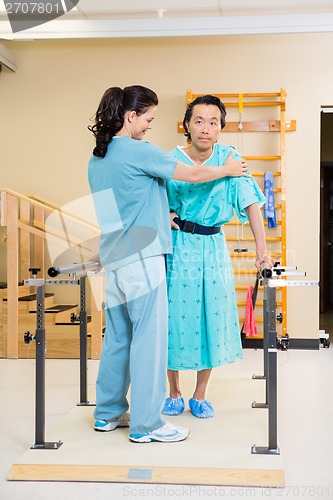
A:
166;144;265;371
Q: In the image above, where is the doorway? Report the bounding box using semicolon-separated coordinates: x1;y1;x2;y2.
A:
320;108;333;340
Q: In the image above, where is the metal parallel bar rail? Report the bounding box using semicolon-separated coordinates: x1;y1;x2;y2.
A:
251;266;319;455
24;262;100;449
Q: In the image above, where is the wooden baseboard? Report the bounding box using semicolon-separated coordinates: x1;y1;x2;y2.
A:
8;464;285;488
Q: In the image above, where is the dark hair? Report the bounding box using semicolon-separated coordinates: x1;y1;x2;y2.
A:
88;85;158;158
183;95;226;143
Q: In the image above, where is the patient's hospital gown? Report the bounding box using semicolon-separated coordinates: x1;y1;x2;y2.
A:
166;144;265;370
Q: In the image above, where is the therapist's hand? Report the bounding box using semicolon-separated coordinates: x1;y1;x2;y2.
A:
170;212;180;229
224;153;249;177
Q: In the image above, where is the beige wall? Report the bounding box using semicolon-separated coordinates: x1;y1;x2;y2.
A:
1;32;332;339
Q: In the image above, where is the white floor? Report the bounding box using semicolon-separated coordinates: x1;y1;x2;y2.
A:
1;347;333;500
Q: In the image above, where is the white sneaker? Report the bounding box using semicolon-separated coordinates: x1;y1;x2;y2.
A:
129;421;189;443
94;413;130;432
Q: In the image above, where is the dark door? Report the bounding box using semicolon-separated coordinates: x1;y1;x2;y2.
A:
320;109;333;312
320;165;331;312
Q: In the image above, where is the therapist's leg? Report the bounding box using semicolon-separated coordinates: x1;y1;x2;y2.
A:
119;256;168;435
128;282;168;434
94;273;131;421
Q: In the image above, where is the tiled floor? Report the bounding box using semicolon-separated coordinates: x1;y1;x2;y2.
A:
1;347;333;500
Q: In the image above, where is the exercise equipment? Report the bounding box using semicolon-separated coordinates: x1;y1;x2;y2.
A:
251;264;319;455
23;262;100;450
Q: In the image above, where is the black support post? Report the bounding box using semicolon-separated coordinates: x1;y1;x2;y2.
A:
251;282;280;455
77;276;95;406
267;330;279;453
31;282;62;450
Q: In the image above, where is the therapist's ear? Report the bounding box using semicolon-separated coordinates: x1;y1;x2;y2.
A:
126;111;136;123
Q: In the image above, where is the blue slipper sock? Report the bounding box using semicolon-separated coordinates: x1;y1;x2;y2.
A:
161;397;185;416
189;398;215;418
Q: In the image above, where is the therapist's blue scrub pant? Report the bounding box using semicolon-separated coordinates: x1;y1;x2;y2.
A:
93;255;167;435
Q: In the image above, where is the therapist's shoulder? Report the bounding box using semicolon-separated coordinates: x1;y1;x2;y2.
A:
133;140;164;155
168;146;179;156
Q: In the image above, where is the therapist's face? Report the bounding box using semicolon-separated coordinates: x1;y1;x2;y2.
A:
131;105;157;140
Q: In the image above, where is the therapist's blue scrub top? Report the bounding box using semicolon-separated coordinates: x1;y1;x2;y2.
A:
88;136;177;271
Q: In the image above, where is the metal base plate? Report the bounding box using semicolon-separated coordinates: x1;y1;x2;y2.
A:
31;441;63;450
251;445;280;455
77;400;96;406
252;402;268;408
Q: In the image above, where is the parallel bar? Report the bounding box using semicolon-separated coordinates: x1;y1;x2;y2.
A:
48;261;100;277
251;284;280;455
267;342;279;452
78;276;95;406
268;280;319;288
33;284;46;447
31;284;62;450
79;276;87;404
266;288;277;410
